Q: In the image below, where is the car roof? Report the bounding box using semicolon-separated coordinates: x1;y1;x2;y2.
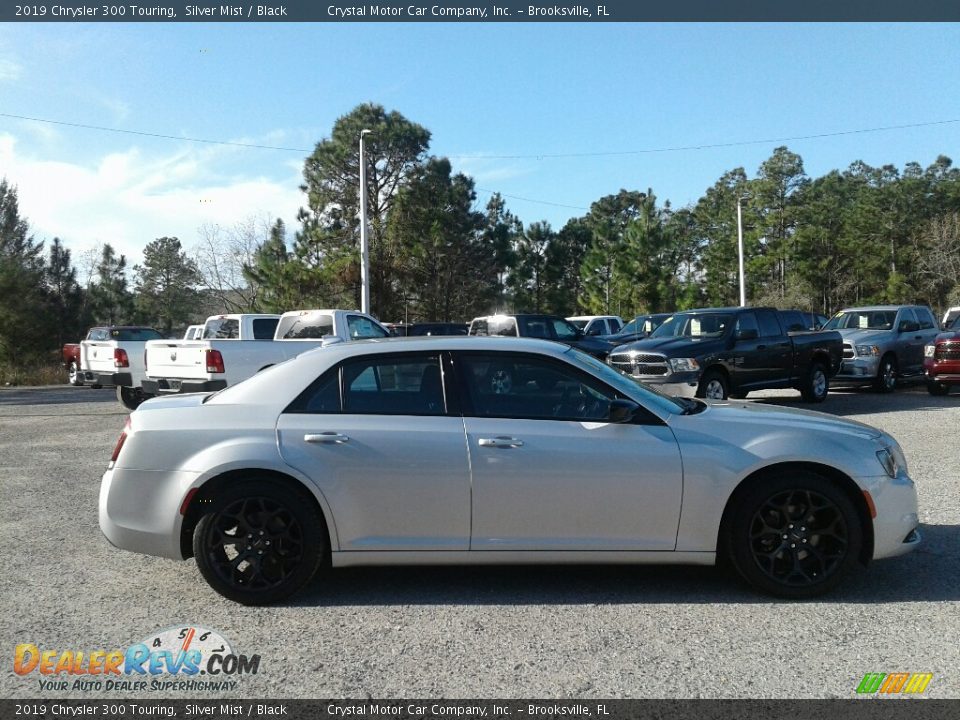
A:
836;305;924;312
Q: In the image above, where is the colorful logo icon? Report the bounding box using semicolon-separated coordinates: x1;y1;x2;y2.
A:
856;673;933;695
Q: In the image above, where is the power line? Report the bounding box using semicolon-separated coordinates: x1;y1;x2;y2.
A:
476;188;588;211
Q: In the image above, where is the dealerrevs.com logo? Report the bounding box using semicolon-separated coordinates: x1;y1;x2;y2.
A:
856;673;933;695
14;625;260;693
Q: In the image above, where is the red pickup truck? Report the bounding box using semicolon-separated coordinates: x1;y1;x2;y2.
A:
925;317;960;395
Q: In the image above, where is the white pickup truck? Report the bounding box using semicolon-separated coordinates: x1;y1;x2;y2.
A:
79;326;165;409
141;309;389;398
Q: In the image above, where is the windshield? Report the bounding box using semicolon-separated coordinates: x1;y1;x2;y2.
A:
564;348;685;416
823;310;896;331
552;318;581;340
111;328;163;341
651;313;732;339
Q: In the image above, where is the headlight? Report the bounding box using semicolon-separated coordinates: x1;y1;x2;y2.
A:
876;445;907;478
668;358;700;373
924;344;935;358
857;345;880;357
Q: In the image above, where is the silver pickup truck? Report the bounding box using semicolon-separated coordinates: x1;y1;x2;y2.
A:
823;304;941;392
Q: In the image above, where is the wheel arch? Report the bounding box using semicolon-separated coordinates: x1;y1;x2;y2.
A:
717;461;874;566
698;364;732;393
179;467;337;561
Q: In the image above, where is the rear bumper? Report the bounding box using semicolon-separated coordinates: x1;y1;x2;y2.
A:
142;378;227;395
93;371;133;388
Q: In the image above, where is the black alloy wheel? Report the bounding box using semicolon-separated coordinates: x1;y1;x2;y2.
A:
725;472;862;598
194;481;326;605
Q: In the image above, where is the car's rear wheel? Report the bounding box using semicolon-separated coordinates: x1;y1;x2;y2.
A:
724;472;862;598
696;370;729;400
68;361;83;386
927;380;949;396
800;362;829;403
193;481;326;605
116;386;146;410
873;355;897;393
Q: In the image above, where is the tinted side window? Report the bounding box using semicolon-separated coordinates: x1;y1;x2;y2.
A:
522;318;552;339
609;318;623;333
736;312;759;337
898;308;918;330
285;369;340;414
459;353;617;422
205;319;240;339
342;354;445;415
916;308;936;330
757;310;783;338
253;318;279;339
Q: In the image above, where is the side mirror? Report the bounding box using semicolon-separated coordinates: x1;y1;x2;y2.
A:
608;398;640;423
898;321;919;333
736;328;759;341
586;325;602;336
320;336;344;347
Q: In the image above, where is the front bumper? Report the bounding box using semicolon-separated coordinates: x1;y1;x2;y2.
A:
141;378;227;395
865;472;921;560
633;371;701;398
832;356;880;384
99;466;200;560
93;371;133;388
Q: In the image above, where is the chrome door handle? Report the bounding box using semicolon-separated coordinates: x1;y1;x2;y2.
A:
304;432;350;444
478;436;524;448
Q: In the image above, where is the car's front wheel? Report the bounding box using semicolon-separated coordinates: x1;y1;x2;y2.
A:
724;472;863;598
193;480;327;605
696;369;729;400
873;355;897;393
927;380;949;396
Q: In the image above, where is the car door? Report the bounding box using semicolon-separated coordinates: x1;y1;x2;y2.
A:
276;351;471;551
895;308;923;374
455;351;683;551
756;309;793;384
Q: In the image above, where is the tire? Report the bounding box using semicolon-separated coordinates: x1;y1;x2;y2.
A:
193;480;327;605
800;362;829;403
873;355;897;394
723;471;863;599
696;369;729;400
116;386;146;411
68;361;83;387
927;380;949;396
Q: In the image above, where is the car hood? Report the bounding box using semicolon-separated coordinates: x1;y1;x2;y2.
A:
934;330;960;342
612;335;725;356
683;400;884;442
834;328;892;345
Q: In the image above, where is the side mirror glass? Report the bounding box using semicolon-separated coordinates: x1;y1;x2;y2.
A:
320;336;344;347
736;328;759;341
608;398;640;423
898;321;919;333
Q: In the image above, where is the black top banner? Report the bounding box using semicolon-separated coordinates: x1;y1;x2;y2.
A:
5;0;960;22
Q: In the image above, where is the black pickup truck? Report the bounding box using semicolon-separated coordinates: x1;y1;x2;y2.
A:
607;307;843;402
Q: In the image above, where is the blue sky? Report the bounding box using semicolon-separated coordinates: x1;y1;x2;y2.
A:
1;22;958;267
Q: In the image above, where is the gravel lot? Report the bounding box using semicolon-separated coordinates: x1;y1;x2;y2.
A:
2;383;958;699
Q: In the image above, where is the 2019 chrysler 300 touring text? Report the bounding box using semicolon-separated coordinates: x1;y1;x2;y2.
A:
99;337;920;605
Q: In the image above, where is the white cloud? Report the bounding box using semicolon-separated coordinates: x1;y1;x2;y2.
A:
0;133;304;267
0;57;21;82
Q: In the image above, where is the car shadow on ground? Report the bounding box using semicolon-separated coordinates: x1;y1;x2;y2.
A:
0;386;116;407
286;523;957;608
753;386;958;417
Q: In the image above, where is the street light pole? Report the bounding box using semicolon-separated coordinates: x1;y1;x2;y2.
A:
736;194;749;307
359;129;373;315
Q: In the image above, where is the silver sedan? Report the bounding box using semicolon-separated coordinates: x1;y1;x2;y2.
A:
99;337;920;605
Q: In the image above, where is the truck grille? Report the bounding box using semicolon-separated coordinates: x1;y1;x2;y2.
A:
608;352;669;377
935;343;960;361
842;343;855;360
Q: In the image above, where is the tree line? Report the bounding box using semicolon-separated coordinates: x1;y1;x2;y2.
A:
2;102;959;369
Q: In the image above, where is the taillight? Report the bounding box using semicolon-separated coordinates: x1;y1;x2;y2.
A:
206;349;225;374
109;417;131;466
114;348;129;368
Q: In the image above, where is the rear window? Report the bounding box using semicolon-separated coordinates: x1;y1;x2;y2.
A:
277;313;334;339
252;318;279;339
204;318;240;339
470;317;518;337
110;328;163;341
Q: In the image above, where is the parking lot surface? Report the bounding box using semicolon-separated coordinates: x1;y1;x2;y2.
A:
2;384;958;699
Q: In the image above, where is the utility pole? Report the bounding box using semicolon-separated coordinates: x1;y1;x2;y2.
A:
736;194;750;307
359;129;373;315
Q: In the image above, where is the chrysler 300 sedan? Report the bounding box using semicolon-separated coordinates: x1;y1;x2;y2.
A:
99;337;920;605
